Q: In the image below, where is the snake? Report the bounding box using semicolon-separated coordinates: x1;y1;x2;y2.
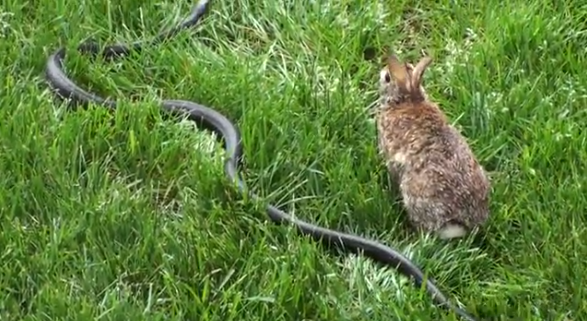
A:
43;1;479;320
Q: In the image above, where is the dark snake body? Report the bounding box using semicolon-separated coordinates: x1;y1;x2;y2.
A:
43;1;478;320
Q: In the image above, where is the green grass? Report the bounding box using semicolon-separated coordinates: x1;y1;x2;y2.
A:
0;0;586;320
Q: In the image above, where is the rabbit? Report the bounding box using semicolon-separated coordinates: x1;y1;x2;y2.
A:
375;54;490;239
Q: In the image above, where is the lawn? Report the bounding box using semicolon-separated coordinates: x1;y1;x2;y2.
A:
1;0;586;320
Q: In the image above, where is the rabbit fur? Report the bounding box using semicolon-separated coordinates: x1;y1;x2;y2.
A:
376;54;490;239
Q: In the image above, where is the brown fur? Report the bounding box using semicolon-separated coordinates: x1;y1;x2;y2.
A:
376;54;490;238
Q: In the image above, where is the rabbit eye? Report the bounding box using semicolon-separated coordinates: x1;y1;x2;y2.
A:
384;73;391;83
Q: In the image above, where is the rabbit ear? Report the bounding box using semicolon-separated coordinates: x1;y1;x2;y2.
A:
406;63;415;73
411;56;432;88
387;55;410;89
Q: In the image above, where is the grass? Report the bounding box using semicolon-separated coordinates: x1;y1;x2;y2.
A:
0;0;586;320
